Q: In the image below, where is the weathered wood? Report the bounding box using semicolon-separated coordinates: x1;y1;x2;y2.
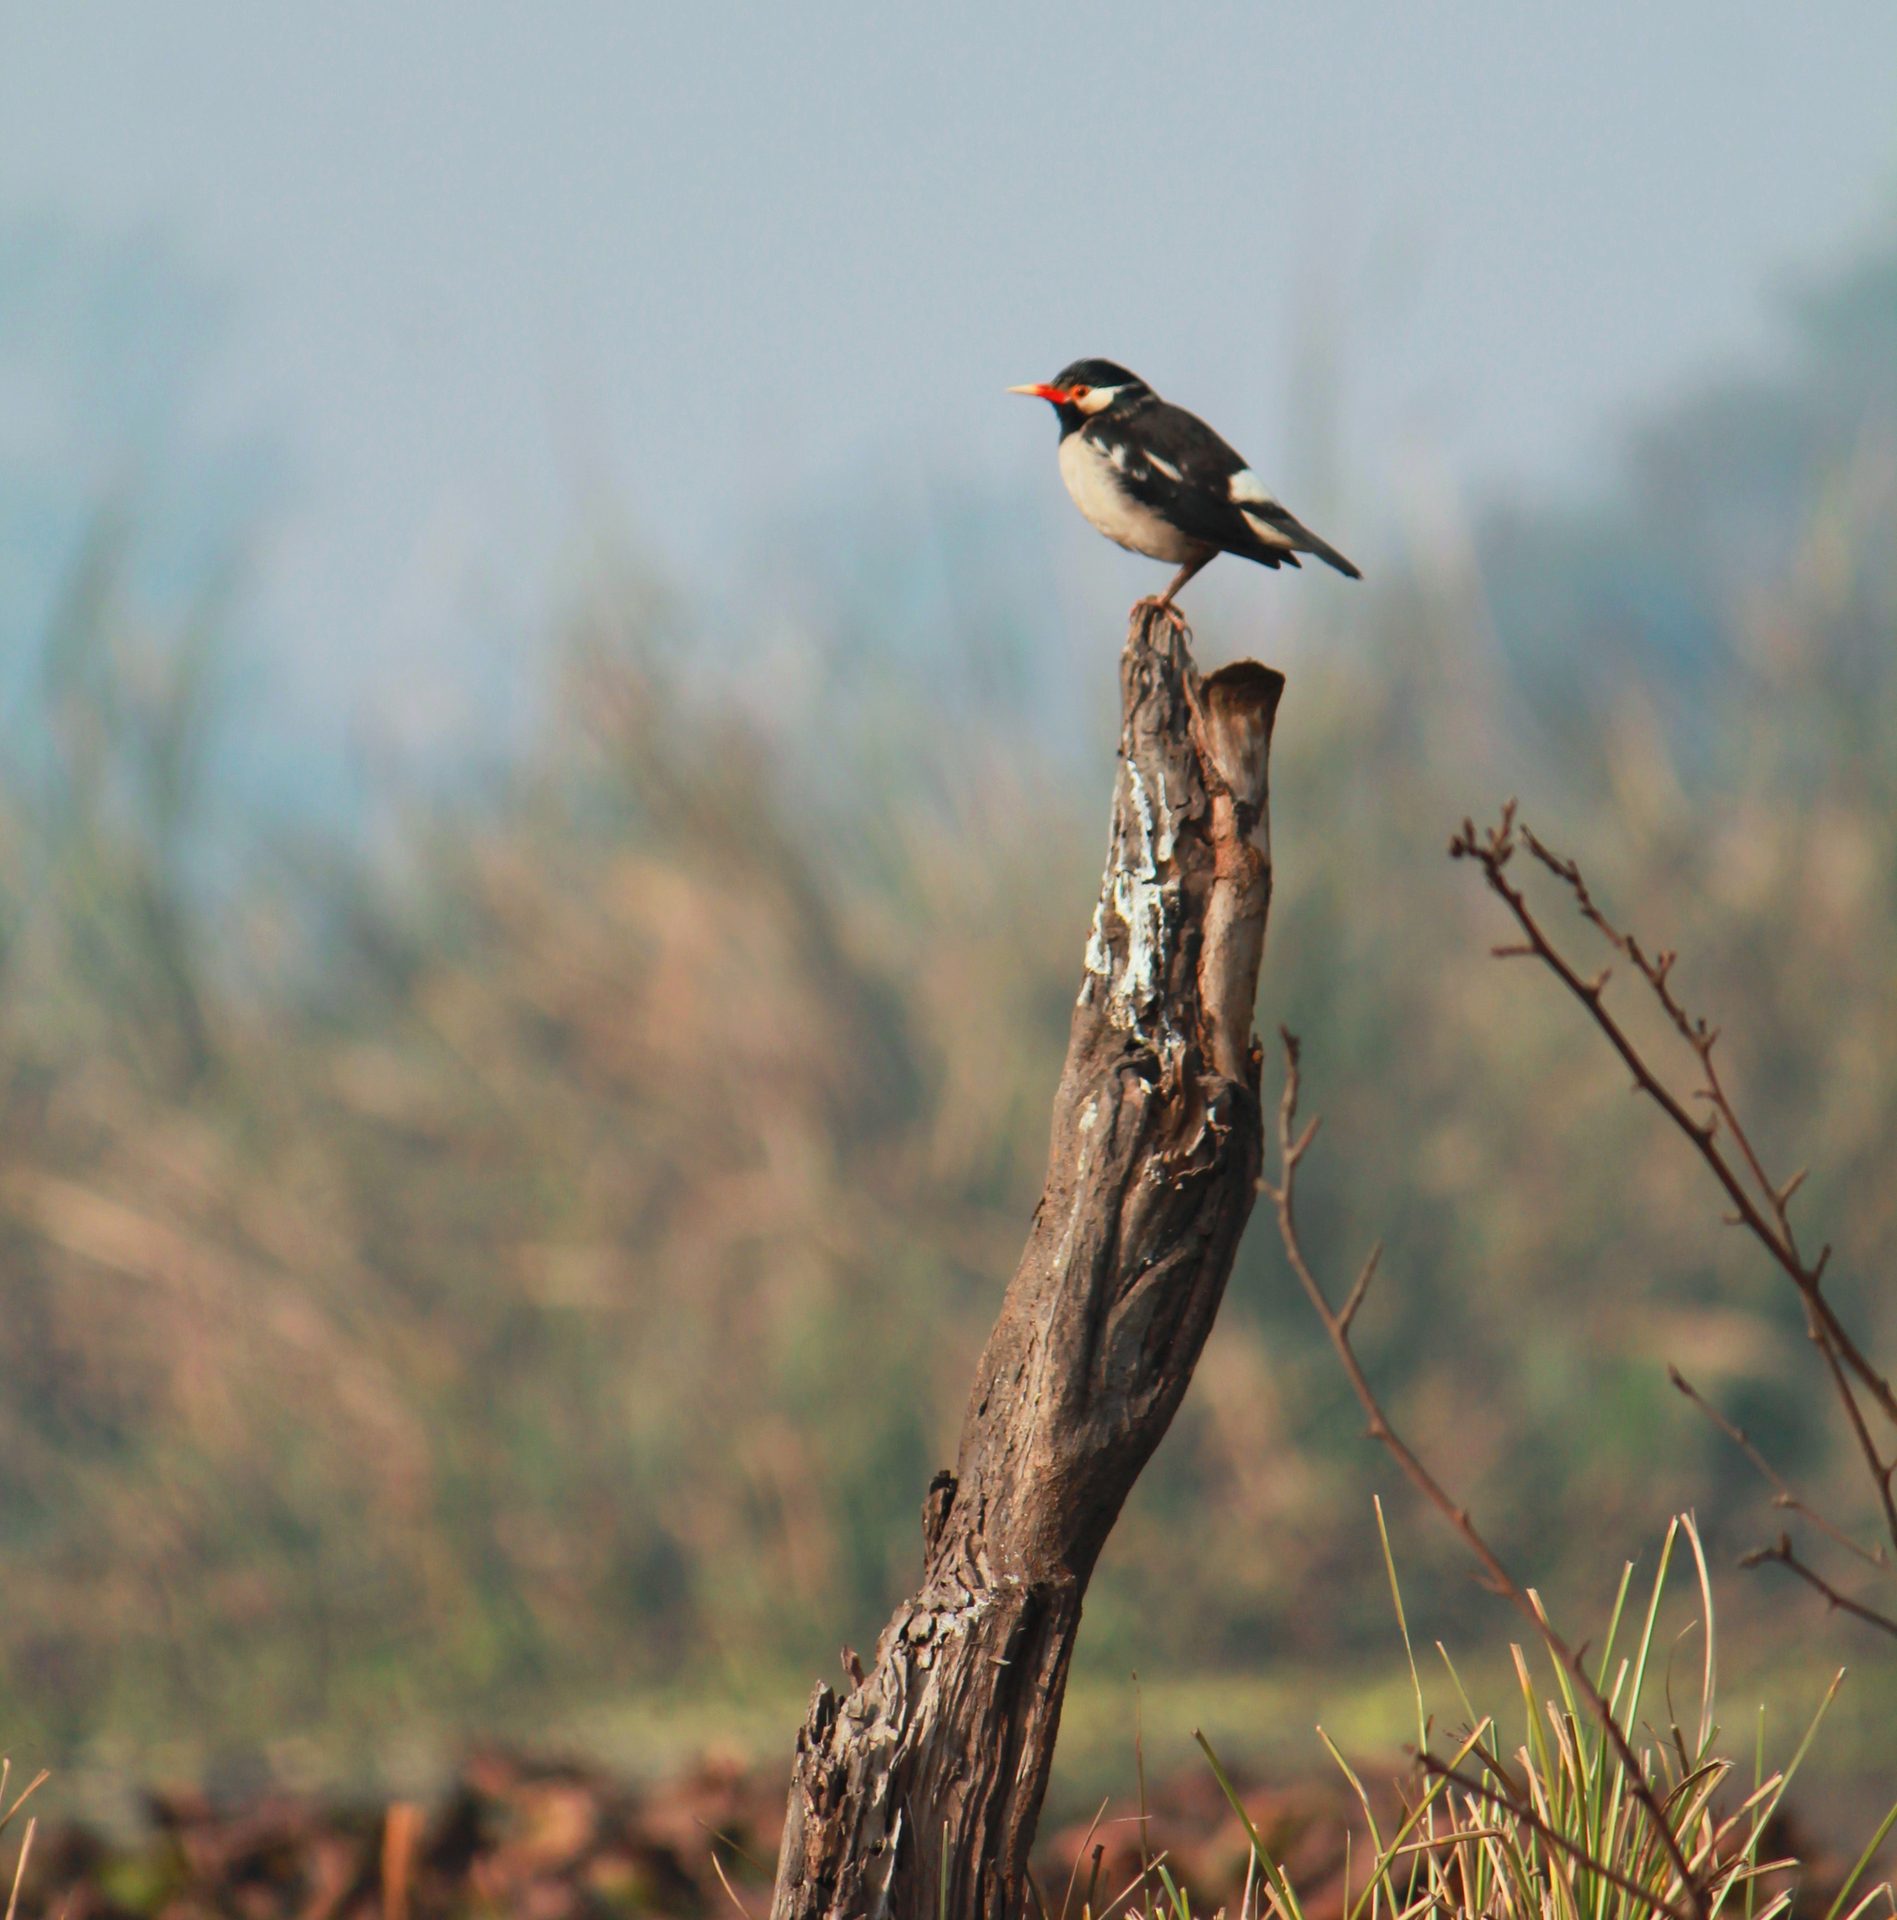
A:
771;605;1283;1920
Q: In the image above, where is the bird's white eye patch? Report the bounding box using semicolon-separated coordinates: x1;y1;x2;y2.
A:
1228;468;1280;507
1074;385;1120;415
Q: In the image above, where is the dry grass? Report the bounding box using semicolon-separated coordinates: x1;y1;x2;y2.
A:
0;442;1893;1791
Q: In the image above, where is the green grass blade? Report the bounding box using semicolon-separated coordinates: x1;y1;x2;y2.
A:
1512;1643;1559;1793
1595;1560;1638;1695
1747;1707;1765;1920
1196;1729;1306;1920
1823;1793;1897;1920
1326;1718;1489;1920
1375;1496;1429;1753
1622;1517;1683;1766
1681;1513;1716;1757
1436;1641;1482;1734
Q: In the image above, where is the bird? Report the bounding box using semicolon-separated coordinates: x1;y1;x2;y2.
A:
1008;358;1360;611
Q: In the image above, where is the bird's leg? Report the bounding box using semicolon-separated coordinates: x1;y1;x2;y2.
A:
1157;555;1210;608
1150;554;1212;625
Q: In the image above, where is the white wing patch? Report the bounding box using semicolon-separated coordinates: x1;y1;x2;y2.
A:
1240;508;1296;551
1231;468;1294;548
1147;452;1182;482
1228;467;1280;508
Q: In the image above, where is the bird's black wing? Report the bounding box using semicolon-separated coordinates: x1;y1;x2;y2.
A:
1090;402;1300;567
1094;399;1362;579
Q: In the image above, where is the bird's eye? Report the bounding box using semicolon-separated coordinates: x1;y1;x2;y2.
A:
1070;384;1092;401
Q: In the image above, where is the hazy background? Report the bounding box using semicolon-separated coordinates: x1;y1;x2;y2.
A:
3;0;1896;1836
7;2;1897;798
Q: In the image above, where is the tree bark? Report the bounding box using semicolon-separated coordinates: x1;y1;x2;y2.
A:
770;604;1283;1920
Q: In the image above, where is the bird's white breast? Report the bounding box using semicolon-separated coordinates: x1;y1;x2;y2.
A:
1057;432;1206;564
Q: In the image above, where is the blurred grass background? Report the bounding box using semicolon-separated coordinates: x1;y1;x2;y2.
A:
1;215;1894;1834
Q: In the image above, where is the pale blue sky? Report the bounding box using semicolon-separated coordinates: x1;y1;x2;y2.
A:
3;2;1895;768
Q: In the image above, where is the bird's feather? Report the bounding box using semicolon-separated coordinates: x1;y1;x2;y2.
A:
1059;384;1362;580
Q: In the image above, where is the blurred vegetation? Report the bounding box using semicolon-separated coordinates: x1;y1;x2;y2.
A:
12;1514;1887;1920
0;230;1894;1807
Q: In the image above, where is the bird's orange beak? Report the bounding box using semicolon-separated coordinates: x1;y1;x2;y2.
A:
1007;382;1069;404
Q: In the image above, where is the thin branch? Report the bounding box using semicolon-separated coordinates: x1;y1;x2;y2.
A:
1452;807;1890;1419
1807;1320;1897;1554
1667;1367;1888;1570
1338;1243;1381;1337
1264;1032;1709;1920
1739;1535;1897;1640
1450;806;1897;1563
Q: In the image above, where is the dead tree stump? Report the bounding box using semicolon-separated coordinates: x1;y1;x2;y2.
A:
770;604;1283;1920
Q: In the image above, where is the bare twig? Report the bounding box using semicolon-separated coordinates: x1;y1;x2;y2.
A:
1450;804;1897;1567
1739;1535;1897;1640
1264;1032;1709;1920
1668;1367;1888;1574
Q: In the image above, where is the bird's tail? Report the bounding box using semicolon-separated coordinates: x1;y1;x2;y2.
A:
1287;519;1362;580
1241;501;1362;579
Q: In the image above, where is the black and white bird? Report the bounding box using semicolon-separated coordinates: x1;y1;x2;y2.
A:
1009;358;1360;609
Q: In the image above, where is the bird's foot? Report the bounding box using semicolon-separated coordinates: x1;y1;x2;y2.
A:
1137;593;1192;634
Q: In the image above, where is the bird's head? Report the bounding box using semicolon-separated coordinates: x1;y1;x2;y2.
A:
1008;359;1151;427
